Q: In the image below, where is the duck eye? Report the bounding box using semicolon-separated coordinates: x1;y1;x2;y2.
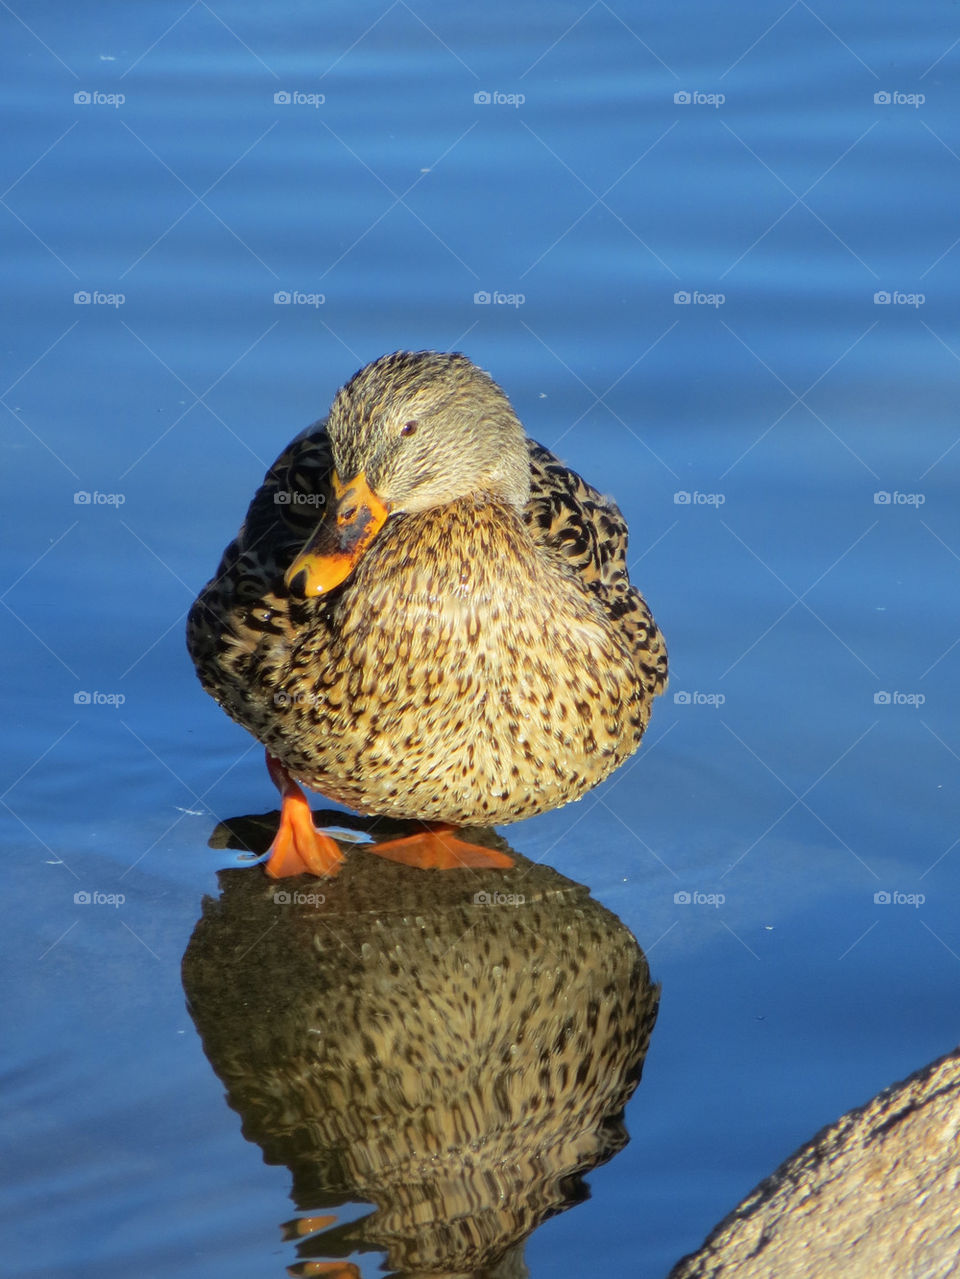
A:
400;420;418;437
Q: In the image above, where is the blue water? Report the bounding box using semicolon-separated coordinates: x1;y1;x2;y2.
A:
3;3;960;1276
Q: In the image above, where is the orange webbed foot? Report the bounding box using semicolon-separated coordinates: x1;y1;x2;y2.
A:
367;823;514;871
263;753;344;879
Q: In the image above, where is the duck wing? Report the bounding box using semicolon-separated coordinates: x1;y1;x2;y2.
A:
186;422;333;684
524;440;668;698
236;420;335;576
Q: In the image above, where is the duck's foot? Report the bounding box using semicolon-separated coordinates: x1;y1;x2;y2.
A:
367;823;514;871
291;1217;340;1238
296;1265;360;1278
292;1215;338;1238
263;753;344;879
287;1212;360;1278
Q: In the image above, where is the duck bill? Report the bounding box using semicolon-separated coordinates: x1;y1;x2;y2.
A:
284;471;390;596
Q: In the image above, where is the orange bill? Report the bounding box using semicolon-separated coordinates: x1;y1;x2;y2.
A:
284;470;390;596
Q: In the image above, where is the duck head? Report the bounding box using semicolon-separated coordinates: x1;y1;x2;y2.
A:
285;351;531;596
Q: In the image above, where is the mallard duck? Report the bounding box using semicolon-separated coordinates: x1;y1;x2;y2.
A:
182;833;660;1275
187;351;667;877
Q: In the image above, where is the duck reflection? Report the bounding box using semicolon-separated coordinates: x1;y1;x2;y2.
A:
182;814;660;1278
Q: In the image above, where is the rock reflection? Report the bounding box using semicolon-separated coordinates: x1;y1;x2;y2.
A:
182;815;660;1278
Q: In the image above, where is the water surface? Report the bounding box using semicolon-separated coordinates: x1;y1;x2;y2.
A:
3;3;960;1276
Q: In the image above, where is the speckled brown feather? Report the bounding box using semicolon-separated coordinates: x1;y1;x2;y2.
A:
187;356;667;825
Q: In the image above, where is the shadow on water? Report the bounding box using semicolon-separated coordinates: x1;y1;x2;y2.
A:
182;813;660;1278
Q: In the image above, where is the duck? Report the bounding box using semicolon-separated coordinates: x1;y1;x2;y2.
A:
186;351;667;878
